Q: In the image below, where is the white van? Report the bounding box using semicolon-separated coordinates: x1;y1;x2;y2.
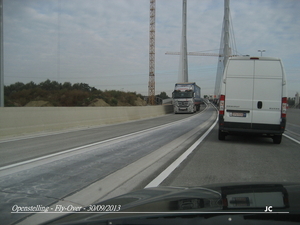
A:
218;56;287;144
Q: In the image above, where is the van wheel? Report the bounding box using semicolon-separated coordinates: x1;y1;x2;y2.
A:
273;135;282;144
218;130;226;141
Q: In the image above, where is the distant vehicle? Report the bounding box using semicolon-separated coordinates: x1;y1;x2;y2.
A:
172;82;201;114
218;57;287;144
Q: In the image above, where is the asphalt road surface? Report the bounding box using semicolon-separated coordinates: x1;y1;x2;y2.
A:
161;123;300;187
0;106;207;167
0;104;215;225
0;106;299;225
285;108;300;141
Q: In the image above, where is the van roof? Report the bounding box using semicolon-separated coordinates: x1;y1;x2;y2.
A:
229;56;281;61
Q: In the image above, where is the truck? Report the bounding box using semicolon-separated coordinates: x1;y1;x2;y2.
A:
218;56;287;144
172;82;201;114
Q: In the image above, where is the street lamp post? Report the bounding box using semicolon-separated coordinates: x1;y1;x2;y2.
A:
0;0;4;107
258;50;266;56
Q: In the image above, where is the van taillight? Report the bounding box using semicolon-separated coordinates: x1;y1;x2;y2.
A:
219;95;225;115
281;97;287;118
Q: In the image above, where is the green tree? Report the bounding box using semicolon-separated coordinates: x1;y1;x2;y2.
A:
157;91;169;99
62;82;72;90
39;79;52;90
110;98;118;106
50;80;61;90
24;81;37;90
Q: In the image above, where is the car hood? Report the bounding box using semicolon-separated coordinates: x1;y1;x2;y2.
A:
45;182;300;224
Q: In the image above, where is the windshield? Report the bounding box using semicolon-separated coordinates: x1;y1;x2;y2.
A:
1;1;300;225
173;91;193;98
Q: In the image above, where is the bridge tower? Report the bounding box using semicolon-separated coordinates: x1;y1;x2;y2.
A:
214;0;232;101
165;0;237;100
178;0;188;83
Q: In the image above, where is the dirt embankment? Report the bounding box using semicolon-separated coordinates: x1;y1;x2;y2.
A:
88;99;110;106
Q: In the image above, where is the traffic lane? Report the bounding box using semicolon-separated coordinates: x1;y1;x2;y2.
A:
1;108;214;197
0;105;206;167
285;123;300;142
285;108;300;142
287;108;300;126
161;124;300;187
0;106;213;224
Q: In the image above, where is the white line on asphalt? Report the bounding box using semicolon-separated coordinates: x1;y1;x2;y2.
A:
283;133;300;145
145;116;218;188
0;106;210;171
285;129;300;138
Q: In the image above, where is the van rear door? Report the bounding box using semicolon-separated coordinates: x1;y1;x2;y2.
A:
251;60;283;126
224;60;254;125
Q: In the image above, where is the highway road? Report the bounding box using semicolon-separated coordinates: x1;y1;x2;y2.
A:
0;104;214;224
159;108;300;187
285;108;300;142
148;107;300;187
0;105;299;225
0;104;205;167
161;121;300;187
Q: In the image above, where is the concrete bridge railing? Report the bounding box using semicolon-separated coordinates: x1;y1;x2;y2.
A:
0;105;173;138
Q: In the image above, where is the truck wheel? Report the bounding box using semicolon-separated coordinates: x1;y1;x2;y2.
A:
218;129;226;141
273;135;282;144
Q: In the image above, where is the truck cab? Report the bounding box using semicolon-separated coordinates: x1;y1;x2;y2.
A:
172;82;201;114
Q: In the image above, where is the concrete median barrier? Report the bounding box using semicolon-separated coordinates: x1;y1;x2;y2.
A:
0;105;173;138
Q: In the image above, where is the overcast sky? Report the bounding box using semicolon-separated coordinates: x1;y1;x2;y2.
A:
3;0;300;97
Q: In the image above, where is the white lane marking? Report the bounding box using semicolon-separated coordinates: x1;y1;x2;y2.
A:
283;133;300;145
145;116;218;188
0;107;211;171
285;129;300;138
